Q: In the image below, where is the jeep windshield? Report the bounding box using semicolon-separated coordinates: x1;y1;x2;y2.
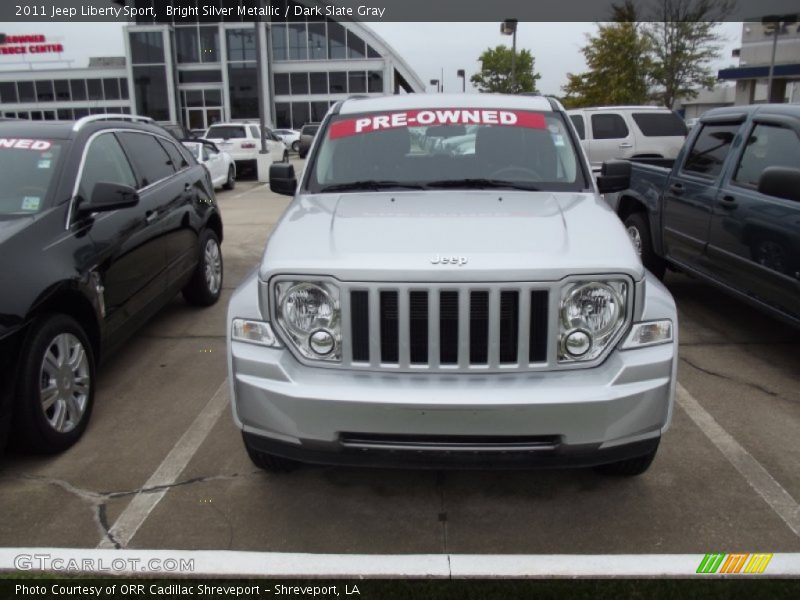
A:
0;138;63;217
308;108;587;193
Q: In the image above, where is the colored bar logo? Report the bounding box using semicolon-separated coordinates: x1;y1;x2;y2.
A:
697;553;773;574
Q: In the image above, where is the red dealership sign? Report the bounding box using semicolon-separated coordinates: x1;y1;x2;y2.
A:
0;33;64;55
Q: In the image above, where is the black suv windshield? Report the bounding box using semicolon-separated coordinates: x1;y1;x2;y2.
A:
309;108;586;193
0;138;63;217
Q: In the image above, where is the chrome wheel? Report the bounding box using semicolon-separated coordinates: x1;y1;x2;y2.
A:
39;333;90;433
204;238;222;295
627;225;643;256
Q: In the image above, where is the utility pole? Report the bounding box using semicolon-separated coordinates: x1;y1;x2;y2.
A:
457;69;465;92
500;19;518;92
763;14;798;103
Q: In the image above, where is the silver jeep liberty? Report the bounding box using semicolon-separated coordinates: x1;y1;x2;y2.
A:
227;94;678;476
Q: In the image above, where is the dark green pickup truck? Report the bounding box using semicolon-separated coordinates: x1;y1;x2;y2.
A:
603;104;800;327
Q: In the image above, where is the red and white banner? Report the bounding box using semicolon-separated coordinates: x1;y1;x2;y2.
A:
329;109;547;139
0;138;52;150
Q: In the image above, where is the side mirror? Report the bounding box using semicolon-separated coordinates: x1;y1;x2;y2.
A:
81;182;139;214
270;163;297;196
596;160;631;194
758;166;800;202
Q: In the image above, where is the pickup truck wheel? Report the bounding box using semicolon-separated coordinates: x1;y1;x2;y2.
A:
222;165;235;191
14;314;96;453
624;212;665;279
182;230;223;307
595;444;658;477
244;440;298;473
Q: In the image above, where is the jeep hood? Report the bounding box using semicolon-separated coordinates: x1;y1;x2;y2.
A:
259;191;644;282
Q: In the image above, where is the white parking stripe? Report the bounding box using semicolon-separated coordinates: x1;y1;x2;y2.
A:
97;380;230;549
2;548;799;577
676;383;800;538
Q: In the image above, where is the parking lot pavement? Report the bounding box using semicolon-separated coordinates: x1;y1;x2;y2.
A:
1;170;798;555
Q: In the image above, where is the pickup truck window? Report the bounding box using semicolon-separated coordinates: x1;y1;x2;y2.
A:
310;109;585;192
0;139;62;216
569;115;585;140
632;112;687;137
682;123;739;178
591;113;628;139
733;124;800;188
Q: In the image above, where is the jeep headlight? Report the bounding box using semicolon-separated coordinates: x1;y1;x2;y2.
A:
559;281;627;362
275;281;341;361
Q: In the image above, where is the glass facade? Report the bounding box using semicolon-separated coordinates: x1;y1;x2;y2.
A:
130;30;170;121
0;77;129;104
271;20;381;62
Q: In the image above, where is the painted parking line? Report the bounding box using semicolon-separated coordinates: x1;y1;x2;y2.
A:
97;380;230;549
1;548;799;577
676;382;800;538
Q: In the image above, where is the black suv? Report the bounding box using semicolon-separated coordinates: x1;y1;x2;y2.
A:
0;115;224;453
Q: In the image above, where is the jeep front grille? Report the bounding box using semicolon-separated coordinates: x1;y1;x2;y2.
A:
342;284;551;371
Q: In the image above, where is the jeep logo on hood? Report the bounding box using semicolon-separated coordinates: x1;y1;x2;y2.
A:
430;255;468;266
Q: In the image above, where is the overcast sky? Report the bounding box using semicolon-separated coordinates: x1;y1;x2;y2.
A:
1;21;743;95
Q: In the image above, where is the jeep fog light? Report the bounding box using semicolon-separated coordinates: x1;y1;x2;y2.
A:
559;280;627;362
621;320;673;350
231;319;281;347
276;281;341;361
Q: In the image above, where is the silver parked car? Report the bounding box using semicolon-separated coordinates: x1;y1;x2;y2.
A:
227;94;678;476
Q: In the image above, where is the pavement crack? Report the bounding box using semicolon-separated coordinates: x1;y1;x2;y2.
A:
103;471;260;498
680;357;779;398
435;471;449;555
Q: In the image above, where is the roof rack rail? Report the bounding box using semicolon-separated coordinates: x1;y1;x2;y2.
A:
72;114;155;132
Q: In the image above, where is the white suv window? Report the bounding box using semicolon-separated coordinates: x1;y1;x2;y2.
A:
591;114;629;140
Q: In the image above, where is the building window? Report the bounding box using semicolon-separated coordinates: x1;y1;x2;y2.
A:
184;90;204;107
309;72;327;94
288;23;308;60
329;71;346;94
119;78;129;99
347;31;366;59
271;24;287;61
308;22;327;59
205;88;222;105
103;78;120;100
367;44;381;59
311;101;328;122
274;73;290;95
54;80;70;101
176;27;200;63
290;72;309;95
199;26;219;62
35;80;54;102
70;79;87;101
133;65;170;121
367;71;382;93
17;81;35;102
228;62;258;119
327;21;346;59
57;108;73;120
348;71;366;94
0;82;18;103
87;79;104;101
291;101;309;129
275;102;290;129
178;69;222;83
227;29;255;61
130;31;165;64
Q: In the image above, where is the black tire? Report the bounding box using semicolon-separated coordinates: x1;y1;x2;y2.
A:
222;165;235;191
291;140;300;153
624;212;666;279
244;439;298;473
595;444;659;477
13;314;96;453
182;229;223;307
282;150;289;163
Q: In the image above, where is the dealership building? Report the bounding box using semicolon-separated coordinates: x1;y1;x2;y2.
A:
0;0;424;130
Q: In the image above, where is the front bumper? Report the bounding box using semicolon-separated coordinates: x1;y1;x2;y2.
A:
230;340;676;469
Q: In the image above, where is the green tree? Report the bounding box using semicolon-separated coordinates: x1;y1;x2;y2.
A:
645;0;734;108
561;1;651;108
470;45;541;94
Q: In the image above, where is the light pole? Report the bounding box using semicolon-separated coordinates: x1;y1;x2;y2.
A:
500;19;518;92
430;78;440;93
457;69;465;92
762;14;797;103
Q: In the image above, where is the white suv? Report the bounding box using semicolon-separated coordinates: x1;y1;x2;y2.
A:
204;122;288;171
567;106;687;171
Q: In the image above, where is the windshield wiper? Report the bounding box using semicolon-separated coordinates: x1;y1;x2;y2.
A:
319;180;426;192
425;179;540;191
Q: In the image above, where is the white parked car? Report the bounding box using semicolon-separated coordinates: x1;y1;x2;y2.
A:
183;140;236;190
204;122;288;171
273;128;301;153
567;106;687;171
